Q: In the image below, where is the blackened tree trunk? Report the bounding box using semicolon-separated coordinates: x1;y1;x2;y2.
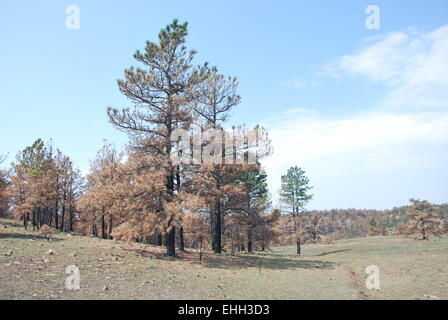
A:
212;165;223;254
48;208;53;228
165;173;176;257
156;233;163;246
212;207;222;253
296;239;301;255
101;213;106;239
178;226;185;251
92;224;98;237
247;228;253;254
32;210;36;231
176;168;184;251
166;226;176;256
69;206;74;232
24;214;29;230
60;203;66;232
108;214;113;239
54;203;58;229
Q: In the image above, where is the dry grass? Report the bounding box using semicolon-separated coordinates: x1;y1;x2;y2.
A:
0;218;447;300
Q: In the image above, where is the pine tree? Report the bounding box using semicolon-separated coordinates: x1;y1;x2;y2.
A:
107;20;203;256
0;155;9;217
78;143;123;238
182;211;209;262
405;199;442;240
193;64;241;253
8;139;55;230
279;166;313;255
253;209;281;251
236;166;269;253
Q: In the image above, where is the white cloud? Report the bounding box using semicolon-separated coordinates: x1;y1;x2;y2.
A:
325;25;448;110
263;25;448;209
262;110;448;204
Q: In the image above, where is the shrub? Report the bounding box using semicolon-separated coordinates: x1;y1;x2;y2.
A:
40;224;53;241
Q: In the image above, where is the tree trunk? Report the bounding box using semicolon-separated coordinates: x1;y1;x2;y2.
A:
164;167;176;256
69;207;74;232
296;239;301;255
54;206;58;229
156;233;163;246
48;208;53;228
108;214;113;239
212;199;222;253
32;210;36;231
247;228;253;254
54;189;59;229
60;204;66;232
101;214;106;239
178;226;185;251
166;226;176;257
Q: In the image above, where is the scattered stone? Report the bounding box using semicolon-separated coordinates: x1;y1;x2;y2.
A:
46;249;55;255
42;258;50;263
424;295;440;300
111;256;119;261
3;250;13;256
3;225;7;228
69;252;78;257
3;263;12;267
102;286;109;291
13;261;21;265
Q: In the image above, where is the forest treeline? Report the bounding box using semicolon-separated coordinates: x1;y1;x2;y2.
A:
0;141;447;256
277;204;448;245
0;20;447;259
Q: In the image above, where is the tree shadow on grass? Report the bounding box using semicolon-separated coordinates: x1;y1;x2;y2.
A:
0;219;25;229
120;246;336;270
313;249;352;257
0;232;64;242
200;254;337;270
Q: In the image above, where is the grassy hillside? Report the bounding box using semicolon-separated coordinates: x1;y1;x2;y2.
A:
0;218;447;300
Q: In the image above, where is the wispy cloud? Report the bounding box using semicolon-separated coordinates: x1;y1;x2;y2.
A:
324;25;448;110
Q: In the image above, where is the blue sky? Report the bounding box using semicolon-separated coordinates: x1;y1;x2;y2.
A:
1;1;447;209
